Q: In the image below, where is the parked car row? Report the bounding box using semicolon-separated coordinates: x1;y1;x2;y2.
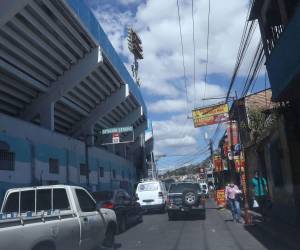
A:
0;179;207;249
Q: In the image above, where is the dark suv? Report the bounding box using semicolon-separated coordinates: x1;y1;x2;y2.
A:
167;182;205;220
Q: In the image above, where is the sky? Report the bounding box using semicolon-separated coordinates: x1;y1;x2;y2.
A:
84;0;266;172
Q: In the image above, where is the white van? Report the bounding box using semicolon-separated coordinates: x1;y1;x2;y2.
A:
136;180;167;212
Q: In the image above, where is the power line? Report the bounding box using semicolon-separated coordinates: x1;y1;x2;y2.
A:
210;1;255;146
192;0;196;108
176;0;189;117
203;0;211;104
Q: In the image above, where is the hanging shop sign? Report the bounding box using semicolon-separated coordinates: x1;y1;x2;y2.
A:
234;153;245;173
227;121;239;148
98;126;134;145
216;189;226;207
192;103;229;128
213;155;222;172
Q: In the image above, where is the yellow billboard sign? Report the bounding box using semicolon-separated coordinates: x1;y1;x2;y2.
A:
192;103;229;128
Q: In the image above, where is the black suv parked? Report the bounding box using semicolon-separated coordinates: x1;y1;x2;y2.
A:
167;182;205;220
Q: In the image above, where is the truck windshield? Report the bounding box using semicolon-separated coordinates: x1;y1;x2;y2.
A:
169;183;201;193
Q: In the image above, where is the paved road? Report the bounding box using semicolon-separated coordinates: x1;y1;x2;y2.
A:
114;199;298;250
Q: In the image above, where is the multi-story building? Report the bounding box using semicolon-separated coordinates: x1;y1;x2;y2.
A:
0;0;149;200
250;0;300;223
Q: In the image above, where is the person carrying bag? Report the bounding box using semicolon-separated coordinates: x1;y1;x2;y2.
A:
252;170;270;220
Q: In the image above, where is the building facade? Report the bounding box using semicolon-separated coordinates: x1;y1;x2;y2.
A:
250;0;300;223
0;0;149;200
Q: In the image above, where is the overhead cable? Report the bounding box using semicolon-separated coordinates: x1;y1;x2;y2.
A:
203;0;211;104
176;0;190;117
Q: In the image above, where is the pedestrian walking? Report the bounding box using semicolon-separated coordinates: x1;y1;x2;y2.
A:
252;170;269;220
225;182;242;223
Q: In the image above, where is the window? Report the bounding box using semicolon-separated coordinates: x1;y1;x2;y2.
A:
99;167;104;178
112;169;116;179
53;189;70;210
76;189;96;212
169;183;201;193
122;170;125;179
3;192;19;213
80;164;88;176
49;158;59;174
37;189;51;211
0;151;15;171
20;190;35;213
138;183;158;191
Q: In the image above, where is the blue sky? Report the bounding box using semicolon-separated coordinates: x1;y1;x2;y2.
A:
84;0;267;172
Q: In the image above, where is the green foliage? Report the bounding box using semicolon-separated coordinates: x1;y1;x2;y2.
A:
246;107;278;143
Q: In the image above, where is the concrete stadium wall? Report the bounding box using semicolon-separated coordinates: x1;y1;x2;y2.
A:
0;114;137;202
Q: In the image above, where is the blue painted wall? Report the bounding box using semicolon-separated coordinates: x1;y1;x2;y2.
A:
266;5;300;100
0;115;138;204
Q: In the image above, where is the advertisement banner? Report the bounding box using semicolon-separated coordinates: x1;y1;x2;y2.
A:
213;155;222;172
98;126;134;145
216;189;226;207
227;121;239;149
192;103;229;128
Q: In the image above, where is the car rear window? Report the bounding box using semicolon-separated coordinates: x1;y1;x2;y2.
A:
138;183;158;191
169;183;201;193
93;191;113;201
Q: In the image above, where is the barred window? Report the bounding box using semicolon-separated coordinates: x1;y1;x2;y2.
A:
49;158;59;174
0;150;15;171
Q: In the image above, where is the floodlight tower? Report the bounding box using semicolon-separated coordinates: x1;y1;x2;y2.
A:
127;28;143;86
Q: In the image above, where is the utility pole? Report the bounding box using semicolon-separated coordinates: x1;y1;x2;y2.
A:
234;91;252;225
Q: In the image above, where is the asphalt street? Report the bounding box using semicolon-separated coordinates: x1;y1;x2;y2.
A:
114;199;298;250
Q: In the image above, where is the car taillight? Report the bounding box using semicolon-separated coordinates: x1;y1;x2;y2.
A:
158;192;163;197
101;202;114;209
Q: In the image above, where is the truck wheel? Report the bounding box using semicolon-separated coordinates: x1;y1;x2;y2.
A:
103;223;116;248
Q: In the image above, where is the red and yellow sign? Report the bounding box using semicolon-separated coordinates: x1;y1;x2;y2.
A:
192;103;229;128
216;189;226;207
227;121;239;148
234;152;245;172
213;155;222;172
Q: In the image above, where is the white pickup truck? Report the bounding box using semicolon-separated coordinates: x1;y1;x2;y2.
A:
0;185;117;250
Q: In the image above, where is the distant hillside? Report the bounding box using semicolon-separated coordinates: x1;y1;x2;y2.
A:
163;156;211;177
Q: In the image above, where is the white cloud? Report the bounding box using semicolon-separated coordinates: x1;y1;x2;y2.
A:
118;0;137;5
156;135;197;148
90;0;259;99
149;99;187;113
88;0;259;160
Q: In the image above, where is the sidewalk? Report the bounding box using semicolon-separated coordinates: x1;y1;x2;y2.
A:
240;209;300;250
